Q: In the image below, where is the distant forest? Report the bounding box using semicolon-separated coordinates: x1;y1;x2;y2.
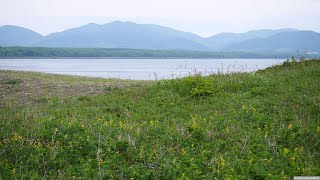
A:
0;46;298;59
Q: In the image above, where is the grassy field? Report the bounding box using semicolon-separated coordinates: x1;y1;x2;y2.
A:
0;59;319;179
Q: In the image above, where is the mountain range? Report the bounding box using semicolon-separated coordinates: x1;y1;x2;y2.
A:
0;21;319;53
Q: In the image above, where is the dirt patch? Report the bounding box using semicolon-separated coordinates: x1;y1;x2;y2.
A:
0;71;136;106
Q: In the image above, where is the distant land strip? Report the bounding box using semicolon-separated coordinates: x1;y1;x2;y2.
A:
0;46;310;59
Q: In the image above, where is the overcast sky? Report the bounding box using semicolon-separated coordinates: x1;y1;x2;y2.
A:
1;0;319;37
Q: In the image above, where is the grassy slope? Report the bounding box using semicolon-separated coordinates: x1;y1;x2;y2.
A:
0;59;319;179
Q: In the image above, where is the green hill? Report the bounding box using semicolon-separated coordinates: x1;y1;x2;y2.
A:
0;59;319;179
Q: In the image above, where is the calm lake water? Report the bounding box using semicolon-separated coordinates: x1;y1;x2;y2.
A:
0;59;285;80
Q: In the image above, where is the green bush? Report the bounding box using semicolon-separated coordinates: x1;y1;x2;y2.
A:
167;74;217;97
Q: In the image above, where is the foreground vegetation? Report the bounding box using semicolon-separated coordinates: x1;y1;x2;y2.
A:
0;46;296;59
0;59;319;179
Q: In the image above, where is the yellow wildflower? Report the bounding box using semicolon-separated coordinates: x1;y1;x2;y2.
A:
13;132;20;141
291;157;296;165
136;128;141;135
37;141;42;148
288;124;293;129
192;121;199;129
149;120;155;126
300;146;304;153
119;121;126;129
182;148;186;155
220;156;225;170
11;168;16;175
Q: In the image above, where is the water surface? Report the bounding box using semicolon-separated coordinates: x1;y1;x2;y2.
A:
0;59;285;80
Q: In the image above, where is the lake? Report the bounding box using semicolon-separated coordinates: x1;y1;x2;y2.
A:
0;59;285;80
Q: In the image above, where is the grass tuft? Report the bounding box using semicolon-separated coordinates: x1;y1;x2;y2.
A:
3;79;22;85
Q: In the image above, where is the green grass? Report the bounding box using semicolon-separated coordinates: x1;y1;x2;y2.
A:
0;59;320;179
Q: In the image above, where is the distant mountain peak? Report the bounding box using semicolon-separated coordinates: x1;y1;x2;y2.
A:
205;28;304;50
226;30;320;52
105;21;137;25
0;25;43;46
0;23;319;53
86;23;99;26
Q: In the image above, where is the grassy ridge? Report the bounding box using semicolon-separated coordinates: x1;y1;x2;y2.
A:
0;59;319;179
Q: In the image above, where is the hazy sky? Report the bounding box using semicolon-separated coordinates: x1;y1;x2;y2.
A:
1;0;319;37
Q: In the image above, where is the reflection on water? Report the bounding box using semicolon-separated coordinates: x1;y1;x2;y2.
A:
0;59;285;80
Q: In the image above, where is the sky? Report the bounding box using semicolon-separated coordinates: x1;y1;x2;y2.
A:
0;0;320;37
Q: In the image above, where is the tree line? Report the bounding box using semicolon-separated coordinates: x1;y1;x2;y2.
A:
0;46;291;59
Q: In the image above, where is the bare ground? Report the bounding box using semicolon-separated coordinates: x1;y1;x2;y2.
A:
0;70;140;106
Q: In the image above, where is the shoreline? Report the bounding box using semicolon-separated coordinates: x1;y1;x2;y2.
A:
0;56;287;59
